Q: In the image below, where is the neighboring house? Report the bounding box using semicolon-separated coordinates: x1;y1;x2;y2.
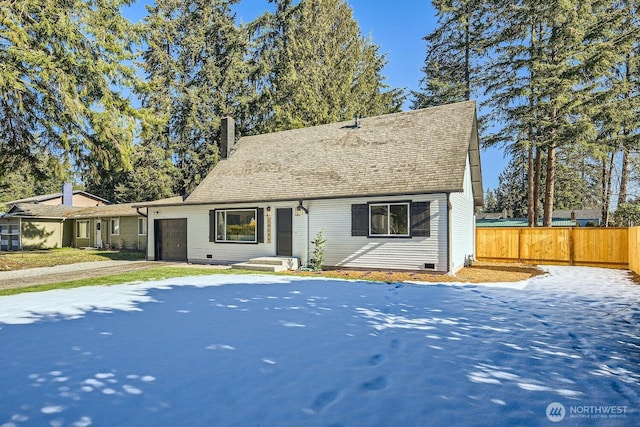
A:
476;218;577;227
553;209;600;226
476;209;600;227
0;204;80;250
140;101;483;273
0;197;182;251
65;197;183;251
66;203;149;251
4;183;110;207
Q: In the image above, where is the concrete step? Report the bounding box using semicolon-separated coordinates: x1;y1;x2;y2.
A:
231;262;287;272
232;257;299;272
248;257;299;270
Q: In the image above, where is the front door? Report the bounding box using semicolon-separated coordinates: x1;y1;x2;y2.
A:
95;220;103;249
276;208;293;257
155;219;188;261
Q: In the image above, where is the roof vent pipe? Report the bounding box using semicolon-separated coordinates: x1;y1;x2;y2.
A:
220;116;235;159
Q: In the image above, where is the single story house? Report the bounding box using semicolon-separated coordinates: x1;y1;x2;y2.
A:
140;101;483;273
0;197;182;251
0;204;80;250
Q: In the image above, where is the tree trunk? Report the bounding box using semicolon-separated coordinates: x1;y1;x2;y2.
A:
618;136;629;207
533;146;542;227
463;4;471;101
527;139;535;227
601;152;615;226
618;56;632;208
543;141;556;227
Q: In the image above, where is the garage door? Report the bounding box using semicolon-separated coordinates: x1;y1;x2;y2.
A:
155;219;187;261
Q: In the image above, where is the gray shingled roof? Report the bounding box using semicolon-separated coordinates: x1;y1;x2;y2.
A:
553;209;600;220
69;196;184;218
2;203;84;219
66;202;144;219
1;196;185;220
186;101;483;206
4;190;110;205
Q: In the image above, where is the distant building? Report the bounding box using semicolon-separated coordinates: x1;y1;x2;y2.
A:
476;209;601;227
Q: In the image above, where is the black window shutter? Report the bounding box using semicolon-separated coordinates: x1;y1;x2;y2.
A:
209;210;216;242
411;202;430;237
351;204;368;236
257;208;264;243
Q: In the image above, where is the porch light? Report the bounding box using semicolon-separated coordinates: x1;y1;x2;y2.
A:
296;200;309;216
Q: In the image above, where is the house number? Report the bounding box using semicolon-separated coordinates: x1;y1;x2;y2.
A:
267;217;272;244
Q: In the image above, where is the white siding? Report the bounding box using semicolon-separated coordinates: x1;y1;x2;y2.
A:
449;156;476;273
146;195;447;271
307;195;447;271
147;202;303;263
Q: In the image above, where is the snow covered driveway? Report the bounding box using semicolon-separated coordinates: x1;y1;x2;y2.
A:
1;266;639;426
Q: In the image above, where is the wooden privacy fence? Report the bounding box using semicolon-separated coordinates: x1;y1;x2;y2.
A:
476;227;633;270
630;227;640;275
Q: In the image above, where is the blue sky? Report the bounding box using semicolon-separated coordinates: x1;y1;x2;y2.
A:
124;0;506;191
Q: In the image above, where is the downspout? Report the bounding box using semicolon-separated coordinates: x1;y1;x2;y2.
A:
446;193;452;274
297;200;310;267
136;208;148;255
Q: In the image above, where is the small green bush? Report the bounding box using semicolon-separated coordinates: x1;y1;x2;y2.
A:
309;229;326;271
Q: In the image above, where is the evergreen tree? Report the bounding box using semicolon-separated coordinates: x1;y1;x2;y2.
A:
0;154;74;204
466;0;637;226
494;155;529;218
483;188;499;213
142;0;252;195
1;0;142;177
249;0;403;133
113;143;179;203
413;0;489;108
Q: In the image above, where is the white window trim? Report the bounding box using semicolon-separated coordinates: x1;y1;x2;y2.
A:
76;220;90;239
369;202;410;237
215;208;258;243
138;217;147;235
111;218;120;235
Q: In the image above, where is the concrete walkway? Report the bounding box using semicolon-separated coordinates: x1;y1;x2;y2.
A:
0;261;229;291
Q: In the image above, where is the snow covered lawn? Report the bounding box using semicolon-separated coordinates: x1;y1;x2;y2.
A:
1;266;639;426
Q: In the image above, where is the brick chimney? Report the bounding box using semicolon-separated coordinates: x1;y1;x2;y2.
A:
62;183;73;206
220;116;235;159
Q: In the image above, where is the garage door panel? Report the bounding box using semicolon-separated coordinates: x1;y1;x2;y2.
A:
155;219;187;261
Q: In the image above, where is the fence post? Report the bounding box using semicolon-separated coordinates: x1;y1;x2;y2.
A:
569;227;574;266
518;228;523;263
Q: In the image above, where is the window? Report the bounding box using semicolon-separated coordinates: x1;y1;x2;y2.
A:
111;218;120;235
77;220;90;239
352;201;430;238
138;217;147;235
370;203;409;236
214;209;258;243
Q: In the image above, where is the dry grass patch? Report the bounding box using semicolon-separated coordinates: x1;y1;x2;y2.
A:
285;261;545;284
0;248;144;271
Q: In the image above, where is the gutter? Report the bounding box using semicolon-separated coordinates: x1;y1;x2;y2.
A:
297;200;310;267
134;189;467;209
136;207;148;218
446;192;452;274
